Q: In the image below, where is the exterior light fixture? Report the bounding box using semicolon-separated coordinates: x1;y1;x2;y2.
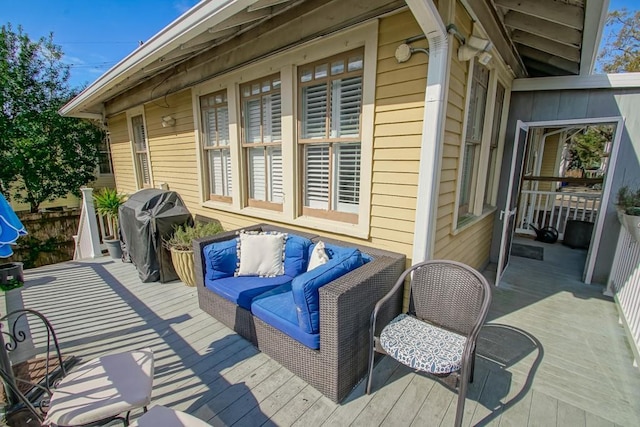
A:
161;115;176;127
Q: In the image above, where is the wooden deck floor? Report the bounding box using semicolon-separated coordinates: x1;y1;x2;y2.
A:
2;241;639;426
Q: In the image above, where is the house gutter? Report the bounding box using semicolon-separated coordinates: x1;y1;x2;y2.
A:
59;0;259;117
405;0;449;264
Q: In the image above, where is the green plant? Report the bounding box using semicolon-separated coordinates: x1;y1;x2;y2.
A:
167;221;224;251
616;184;640;215
93;188;126;237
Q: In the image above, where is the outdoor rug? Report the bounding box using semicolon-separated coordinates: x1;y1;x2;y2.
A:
511;243;544;260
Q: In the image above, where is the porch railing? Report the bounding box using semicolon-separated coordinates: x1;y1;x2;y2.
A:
516;190;601;239
607;225;640;366
73;188;104;260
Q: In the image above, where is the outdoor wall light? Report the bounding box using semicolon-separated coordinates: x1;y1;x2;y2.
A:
457;35;492;63
394;42;429;64
161;115;176;127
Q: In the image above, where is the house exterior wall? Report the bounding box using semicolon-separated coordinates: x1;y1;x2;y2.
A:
493;87;640;285
538;133;560;192
103;1;514;276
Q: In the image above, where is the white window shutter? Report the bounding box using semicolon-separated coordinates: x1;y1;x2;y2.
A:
224;150;232;196
302;83;327;139
209;150;224;195
248;147;266;201
304;144;330;209
268;147;283;203
331;76;362;138
138;153;150;185
334;143;361;213
245;99;262;143
217;106;230;145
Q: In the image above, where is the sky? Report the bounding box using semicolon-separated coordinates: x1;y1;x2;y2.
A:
1;0;638;89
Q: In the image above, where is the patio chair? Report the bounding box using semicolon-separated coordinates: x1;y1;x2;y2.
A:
0;309;153;426
366;260;492;427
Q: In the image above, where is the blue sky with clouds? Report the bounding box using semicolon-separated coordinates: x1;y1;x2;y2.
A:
2;0;638;88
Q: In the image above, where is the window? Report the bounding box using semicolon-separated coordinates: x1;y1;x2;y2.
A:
459;59;489;217
98;137;113;175
201;90;232;202
240;75;282;211
131;115;151;188
484;82;505;206
298;49;363;224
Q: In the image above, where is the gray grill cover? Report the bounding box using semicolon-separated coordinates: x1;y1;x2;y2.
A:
119;189;193;283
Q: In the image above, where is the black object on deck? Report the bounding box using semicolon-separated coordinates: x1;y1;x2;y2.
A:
119;189;193;283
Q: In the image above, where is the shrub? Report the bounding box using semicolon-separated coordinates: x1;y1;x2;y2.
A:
167;221;224;251
616;185;640;215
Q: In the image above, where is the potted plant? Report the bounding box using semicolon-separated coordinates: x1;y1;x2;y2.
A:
166;221;224;286
93;188;126;259
615;184;640;242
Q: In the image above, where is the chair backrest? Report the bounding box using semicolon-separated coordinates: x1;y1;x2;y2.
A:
409;260;491;336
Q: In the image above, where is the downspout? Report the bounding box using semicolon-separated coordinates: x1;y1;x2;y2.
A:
405;0;449;264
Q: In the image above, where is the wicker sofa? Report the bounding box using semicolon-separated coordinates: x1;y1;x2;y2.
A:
193;223;406;402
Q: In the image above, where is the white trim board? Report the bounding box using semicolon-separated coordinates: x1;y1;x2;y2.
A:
513;73;640;92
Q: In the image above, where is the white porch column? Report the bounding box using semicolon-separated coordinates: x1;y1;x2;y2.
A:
80;187;103;259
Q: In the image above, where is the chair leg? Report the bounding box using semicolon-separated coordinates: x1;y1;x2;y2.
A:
454;370;469;427
366;337;376;394
469;348;476;384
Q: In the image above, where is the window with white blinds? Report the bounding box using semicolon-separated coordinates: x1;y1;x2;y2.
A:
131;114;151;188
240;75;283;211
299;49;363;223
201;90;232;202
459;59;489;217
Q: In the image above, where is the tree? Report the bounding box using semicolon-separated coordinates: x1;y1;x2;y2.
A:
597;9;640;73
0;24;104;212
568;126;611;173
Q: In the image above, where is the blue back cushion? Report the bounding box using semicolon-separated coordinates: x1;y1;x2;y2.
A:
203;239;238;280
292;248;365;334
284;235;313;277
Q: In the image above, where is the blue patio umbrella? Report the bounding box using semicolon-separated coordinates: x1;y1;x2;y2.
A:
0;193;27;258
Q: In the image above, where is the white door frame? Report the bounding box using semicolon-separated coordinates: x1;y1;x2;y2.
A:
516;116;625;284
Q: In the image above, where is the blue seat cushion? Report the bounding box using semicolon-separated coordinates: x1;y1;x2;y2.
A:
205;275;294;310
203;238;239;281
284;234;313;277
380;314;467;374
292;248;365;334
251;284;320;350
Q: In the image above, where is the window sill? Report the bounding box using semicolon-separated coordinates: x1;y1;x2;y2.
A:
201;201;369;240
452;206;497;236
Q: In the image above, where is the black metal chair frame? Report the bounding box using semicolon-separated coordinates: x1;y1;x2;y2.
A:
0;309;145;426
366;260;492;427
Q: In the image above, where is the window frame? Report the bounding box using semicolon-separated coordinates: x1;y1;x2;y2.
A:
200;89;233;203
126;107;153;190
454;47;512;231
239;74;283;212
191;21;377;239
297;49;364;224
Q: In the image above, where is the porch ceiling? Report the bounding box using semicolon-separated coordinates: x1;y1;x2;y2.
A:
490;0;600;77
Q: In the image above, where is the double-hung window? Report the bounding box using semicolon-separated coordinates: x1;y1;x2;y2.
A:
201;90;232;202
484;82;505;206
459;59;490;218
240;75;283;211
131;115;151;188
298;49;363;224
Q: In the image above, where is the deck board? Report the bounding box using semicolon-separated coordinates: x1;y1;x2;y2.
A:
1;237;639;426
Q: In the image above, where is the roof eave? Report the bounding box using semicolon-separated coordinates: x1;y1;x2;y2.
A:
580;0;610;75
59;0;259;117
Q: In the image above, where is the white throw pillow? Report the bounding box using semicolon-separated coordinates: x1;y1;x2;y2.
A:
307;241;329;271
237;232;286;277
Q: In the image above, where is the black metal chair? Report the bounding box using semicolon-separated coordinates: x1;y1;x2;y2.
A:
366;260;492;427
0;309;153;426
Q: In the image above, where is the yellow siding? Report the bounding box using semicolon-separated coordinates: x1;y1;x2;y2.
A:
539;133;560;192
108;112;137;195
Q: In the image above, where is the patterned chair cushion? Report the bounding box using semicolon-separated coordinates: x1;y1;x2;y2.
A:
380;314;467;374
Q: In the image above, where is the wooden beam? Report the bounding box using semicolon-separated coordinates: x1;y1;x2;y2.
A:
505;11;582;47
512;30;580;62
495;0;584;30
179;28;238;51
522;57;570;77
210;8;272;32
519;46;579;75
465;0;527;77
248;0;291;12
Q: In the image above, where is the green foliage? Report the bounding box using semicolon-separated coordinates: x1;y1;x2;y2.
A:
0;24;105;212
597;9;640;73
93;188;125;237
15;235;61;269
616;184;640;215
0;277;24;292
568;127;610;171
167;221;224;251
